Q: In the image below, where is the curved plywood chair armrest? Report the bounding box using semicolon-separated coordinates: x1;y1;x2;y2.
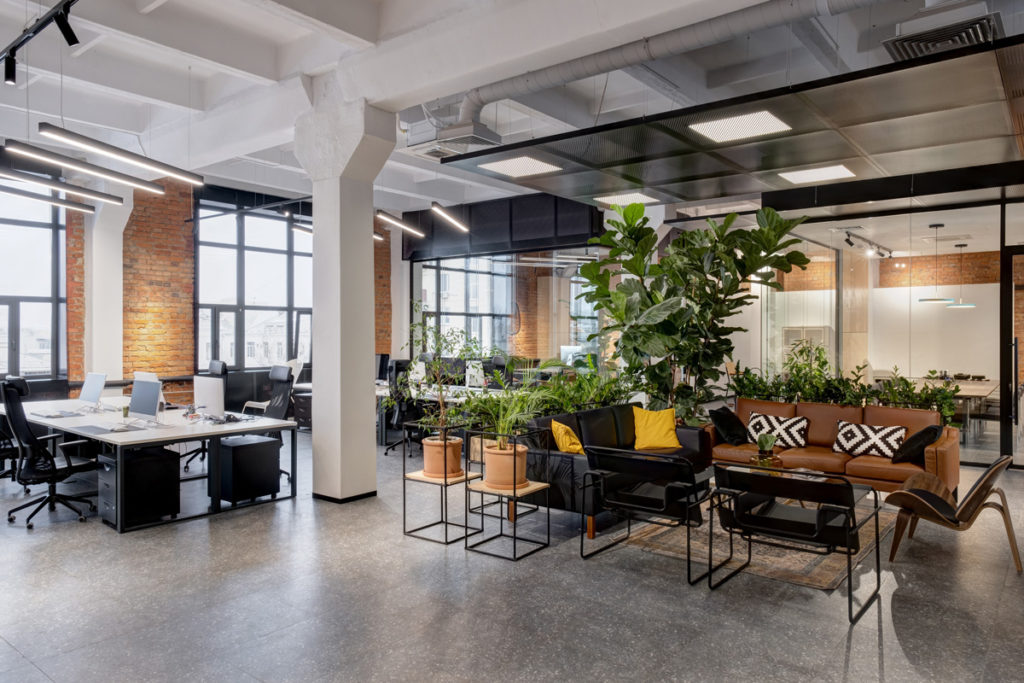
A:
885;489;959;527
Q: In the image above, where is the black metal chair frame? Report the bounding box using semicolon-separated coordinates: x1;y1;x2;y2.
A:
240;364;294;482
579;448;725;585
707;464;881;624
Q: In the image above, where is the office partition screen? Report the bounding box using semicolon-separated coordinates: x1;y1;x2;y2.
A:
0;178;66;379
195;204;312;371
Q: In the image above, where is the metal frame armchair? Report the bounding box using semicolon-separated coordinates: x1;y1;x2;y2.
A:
2;380;98;529
886;455;1021;573
579;446;714;584
708;464;882;624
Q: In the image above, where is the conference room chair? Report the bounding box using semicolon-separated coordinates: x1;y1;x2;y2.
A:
241;364;294;482
2;379;98;529
887;455;1022;573
182;359;228;473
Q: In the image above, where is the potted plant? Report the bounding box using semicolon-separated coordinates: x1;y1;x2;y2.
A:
464;378;549;490
755;433;779;469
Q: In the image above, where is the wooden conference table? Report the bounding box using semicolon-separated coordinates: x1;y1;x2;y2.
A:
2;398;297;533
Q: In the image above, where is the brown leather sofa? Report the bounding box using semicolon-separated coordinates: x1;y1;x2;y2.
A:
704;398;960;494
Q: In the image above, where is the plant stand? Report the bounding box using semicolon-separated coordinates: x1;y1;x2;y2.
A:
402;425;481;545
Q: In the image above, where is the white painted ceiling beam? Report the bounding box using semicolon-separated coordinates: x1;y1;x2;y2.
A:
512;89;595;130
136;0;171;14
238;0;378;48
4;0;278;84
0;77;147;133
705;48;811;89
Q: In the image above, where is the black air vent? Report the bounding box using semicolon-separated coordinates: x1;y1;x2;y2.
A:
884;13;1004;61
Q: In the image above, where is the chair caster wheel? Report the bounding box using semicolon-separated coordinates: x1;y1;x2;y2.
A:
26;523;33;530
183;465;190;473
271;493;277;500
7;515;14;523
23;487;30;494
89;504;97;511
78;516;86;522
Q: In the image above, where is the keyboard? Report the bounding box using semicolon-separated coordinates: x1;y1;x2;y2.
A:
31;410;79;419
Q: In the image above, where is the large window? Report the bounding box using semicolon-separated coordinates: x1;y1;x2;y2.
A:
419;256;514;354
195;205;312;370
0;178;66;379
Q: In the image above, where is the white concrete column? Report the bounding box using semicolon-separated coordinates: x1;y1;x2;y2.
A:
84;181;134;381
294;79;396;502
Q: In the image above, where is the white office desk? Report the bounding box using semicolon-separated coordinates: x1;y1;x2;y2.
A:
3;398;297;533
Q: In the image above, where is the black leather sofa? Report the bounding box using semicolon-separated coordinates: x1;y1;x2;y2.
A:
522;404;711;537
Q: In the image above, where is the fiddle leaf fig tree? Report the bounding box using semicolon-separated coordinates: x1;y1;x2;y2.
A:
578;204;809;423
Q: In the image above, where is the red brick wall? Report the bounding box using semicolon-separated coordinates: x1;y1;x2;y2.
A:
777;260;835;291
122;179;195;404
66;212;86;392
510;261;539;358
879;251;998;287
374;218;391;354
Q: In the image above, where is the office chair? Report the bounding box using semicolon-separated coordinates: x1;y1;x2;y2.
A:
0;406;16;482
182;360;228;473
241;364;293;482
2;380;98;529
383;360;427;457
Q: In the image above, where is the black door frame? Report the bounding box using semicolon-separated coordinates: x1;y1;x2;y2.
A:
999;236;1024;463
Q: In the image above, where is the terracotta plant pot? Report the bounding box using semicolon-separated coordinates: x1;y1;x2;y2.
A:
483;443;528;490
422;436;464;478
468;435;498;463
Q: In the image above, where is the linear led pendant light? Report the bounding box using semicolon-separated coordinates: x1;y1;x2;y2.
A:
376;210;425;237
0;182;93;213
947;243;976;308
5;140;165;194
38;123;203;186
430;202;469;232
0;167;123;205
919;223;954;304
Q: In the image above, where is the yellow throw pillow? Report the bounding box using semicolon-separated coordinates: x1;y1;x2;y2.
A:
633;406;682;450
551;420;584;454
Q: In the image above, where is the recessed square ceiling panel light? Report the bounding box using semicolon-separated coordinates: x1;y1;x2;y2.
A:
778;165;856;185
593;192;659;205
478;156;561;177
688;111;791;143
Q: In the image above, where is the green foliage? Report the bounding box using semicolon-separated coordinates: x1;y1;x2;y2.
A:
577;203;809;423
756;433;777;453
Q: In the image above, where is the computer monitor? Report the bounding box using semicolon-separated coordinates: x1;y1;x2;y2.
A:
134;371;167;405
77;372;106;407
128;380;162;421
192;375;225;418
376;353;390;382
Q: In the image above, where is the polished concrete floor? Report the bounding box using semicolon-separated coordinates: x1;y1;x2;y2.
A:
1;432;1023;683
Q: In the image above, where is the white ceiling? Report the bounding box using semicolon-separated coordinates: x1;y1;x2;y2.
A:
0;0;1021;217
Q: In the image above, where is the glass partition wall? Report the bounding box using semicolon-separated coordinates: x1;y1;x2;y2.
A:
411;247;605;363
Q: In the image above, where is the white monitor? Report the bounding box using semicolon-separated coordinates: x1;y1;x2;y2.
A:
78;372;106;406
193;375;225;419
465;360;485;388
133;371;167;405
128;380;162;421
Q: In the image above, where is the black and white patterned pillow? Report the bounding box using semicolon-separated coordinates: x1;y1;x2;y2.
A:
833;420;907;458
746;412;809;449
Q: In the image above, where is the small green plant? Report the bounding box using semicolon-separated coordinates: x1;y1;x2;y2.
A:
461;378;550;449
756;433;777;453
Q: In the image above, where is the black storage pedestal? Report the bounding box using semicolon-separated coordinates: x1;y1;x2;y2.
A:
209;435;281;505
98;448;180;528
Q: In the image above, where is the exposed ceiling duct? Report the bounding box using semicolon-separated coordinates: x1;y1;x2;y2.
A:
884;0;1004;61
451;0;886;127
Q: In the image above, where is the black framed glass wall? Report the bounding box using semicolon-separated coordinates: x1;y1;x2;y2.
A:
412;247;605;362
0;177;67;379
195;203;312;371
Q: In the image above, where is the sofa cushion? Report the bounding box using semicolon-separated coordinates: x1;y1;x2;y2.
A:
863;405;940;435
709;406;748;445
550;420;583;455
747;413;809;448
778;446;850;474
610;404;636;448
633;407;682;450
712;442;762;464
796;403;863;448
892;424;944;465
845;455;924;483
526;413;579;451
735;398;796;425
834;420;906;458
576;406;618;448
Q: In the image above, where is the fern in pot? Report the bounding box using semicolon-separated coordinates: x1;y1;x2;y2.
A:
465;382;549;490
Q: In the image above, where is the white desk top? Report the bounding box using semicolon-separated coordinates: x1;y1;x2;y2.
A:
4;398;296;448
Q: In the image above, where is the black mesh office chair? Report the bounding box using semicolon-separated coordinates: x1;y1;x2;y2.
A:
3;380;98;529
0;393;17;482
182;360;228;473
383;360;427;456
242;364;293;482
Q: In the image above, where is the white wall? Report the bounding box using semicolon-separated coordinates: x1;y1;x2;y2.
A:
869;283;998;379
730;286;762;370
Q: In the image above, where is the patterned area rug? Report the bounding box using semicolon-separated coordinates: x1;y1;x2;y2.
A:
625;502;896;591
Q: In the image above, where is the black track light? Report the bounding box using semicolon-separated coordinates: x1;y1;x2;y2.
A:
844;232;855;247
4;54;15;86
53;8;79;47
